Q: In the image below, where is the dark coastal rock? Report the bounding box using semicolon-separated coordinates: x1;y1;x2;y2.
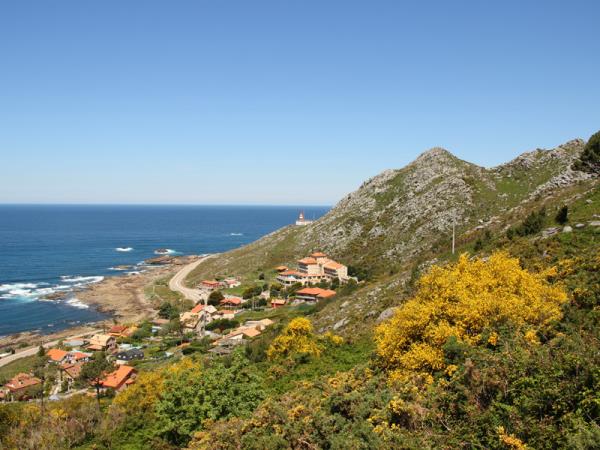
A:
43;291;69;301
145;256;174;265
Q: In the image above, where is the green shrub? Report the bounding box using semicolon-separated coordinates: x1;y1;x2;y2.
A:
555;205;569;225
573;130;600;174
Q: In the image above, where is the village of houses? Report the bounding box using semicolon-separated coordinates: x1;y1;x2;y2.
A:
0;251;353;403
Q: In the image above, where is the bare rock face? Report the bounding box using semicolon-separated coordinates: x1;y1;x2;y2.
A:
293;147;481;266
377;307;397;323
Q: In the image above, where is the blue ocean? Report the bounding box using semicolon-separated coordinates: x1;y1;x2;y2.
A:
0;205;329;337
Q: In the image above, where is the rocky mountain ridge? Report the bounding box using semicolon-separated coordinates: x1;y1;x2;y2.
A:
188;138;595;286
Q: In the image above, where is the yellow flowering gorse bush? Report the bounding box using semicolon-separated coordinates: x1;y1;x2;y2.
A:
375;252;567;383
267;317;322;360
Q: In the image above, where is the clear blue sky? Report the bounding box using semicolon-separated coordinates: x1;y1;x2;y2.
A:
1;1;598;205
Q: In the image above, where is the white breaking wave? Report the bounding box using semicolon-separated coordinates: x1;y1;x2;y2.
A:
65;297;89;309
54;284;73;291
8;288;37;297
108;266;129;271
0;282;38;292
116;247;133;252
126;271;141;276
229;232;243;236
60;275;104;284
32;287;57;296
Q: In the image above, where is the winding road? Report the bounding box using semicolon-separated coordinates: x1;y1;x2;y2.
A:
168;254;215;302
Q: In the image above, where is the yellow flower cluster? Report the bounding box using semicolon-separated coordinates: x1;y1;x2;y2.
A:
322;331;344;346
375;252;567;383
497;426;528;449
267;317;322;360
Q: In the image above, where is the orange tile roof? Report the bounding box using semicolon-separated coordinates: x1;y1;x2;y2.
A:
220;297;242;306
310;252;327;257
275;265;289;271
191;304;205;314
202;280;221;286
279;270;302;276
324;261;344;270
47;348;69;362
296;288;337;298
71;352;90;361
108;325;128;335
298;257;317;265
62;362;84;379
5;373;41;391
316;289;337;298
101;365;136;389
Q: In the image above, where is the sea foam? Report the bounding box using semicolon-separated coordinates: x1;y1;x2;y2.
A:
65;297;89;309
60;275;104;284
115;247;133;252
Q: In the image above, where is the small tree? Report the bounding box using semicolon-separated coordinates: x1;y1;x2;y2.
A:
555;205;569;225
32;348;47;415
158;302;179;319
573;130;600;174
80;352;113;407
208;290;224;306
167;317;184;345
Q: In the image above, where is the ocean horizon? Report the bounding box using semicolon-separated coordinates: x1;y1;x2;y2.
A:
0;204;329;337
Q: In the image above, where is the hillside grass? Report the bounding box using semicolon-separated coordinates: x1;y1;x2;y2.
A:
0;355;37;383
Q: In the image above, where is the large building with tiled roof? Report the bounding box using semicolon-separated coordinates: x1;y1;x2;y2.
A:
276;252;348;286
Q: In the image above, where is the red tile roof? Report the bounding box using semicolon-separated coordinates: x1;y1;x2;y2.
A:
298;257;317;265
5;373;41;392
47;348;69;362
279;270;303;276
108;325;128;335
296;288;337;298
71;352;90;361
62;362;84;379
101;365;136;389
191;304;205;314
220;297;242;306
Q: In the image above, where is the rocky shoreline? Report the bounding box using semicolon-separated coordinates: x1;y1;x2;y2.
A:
0;254;200;353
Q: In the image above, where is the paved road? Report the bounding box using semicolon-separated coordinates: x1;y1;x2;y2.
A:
0;329;102;368
168;254;215;302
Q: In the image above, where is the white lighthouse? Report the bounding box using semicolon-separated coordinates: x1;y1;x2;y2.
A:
295;211;313;226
